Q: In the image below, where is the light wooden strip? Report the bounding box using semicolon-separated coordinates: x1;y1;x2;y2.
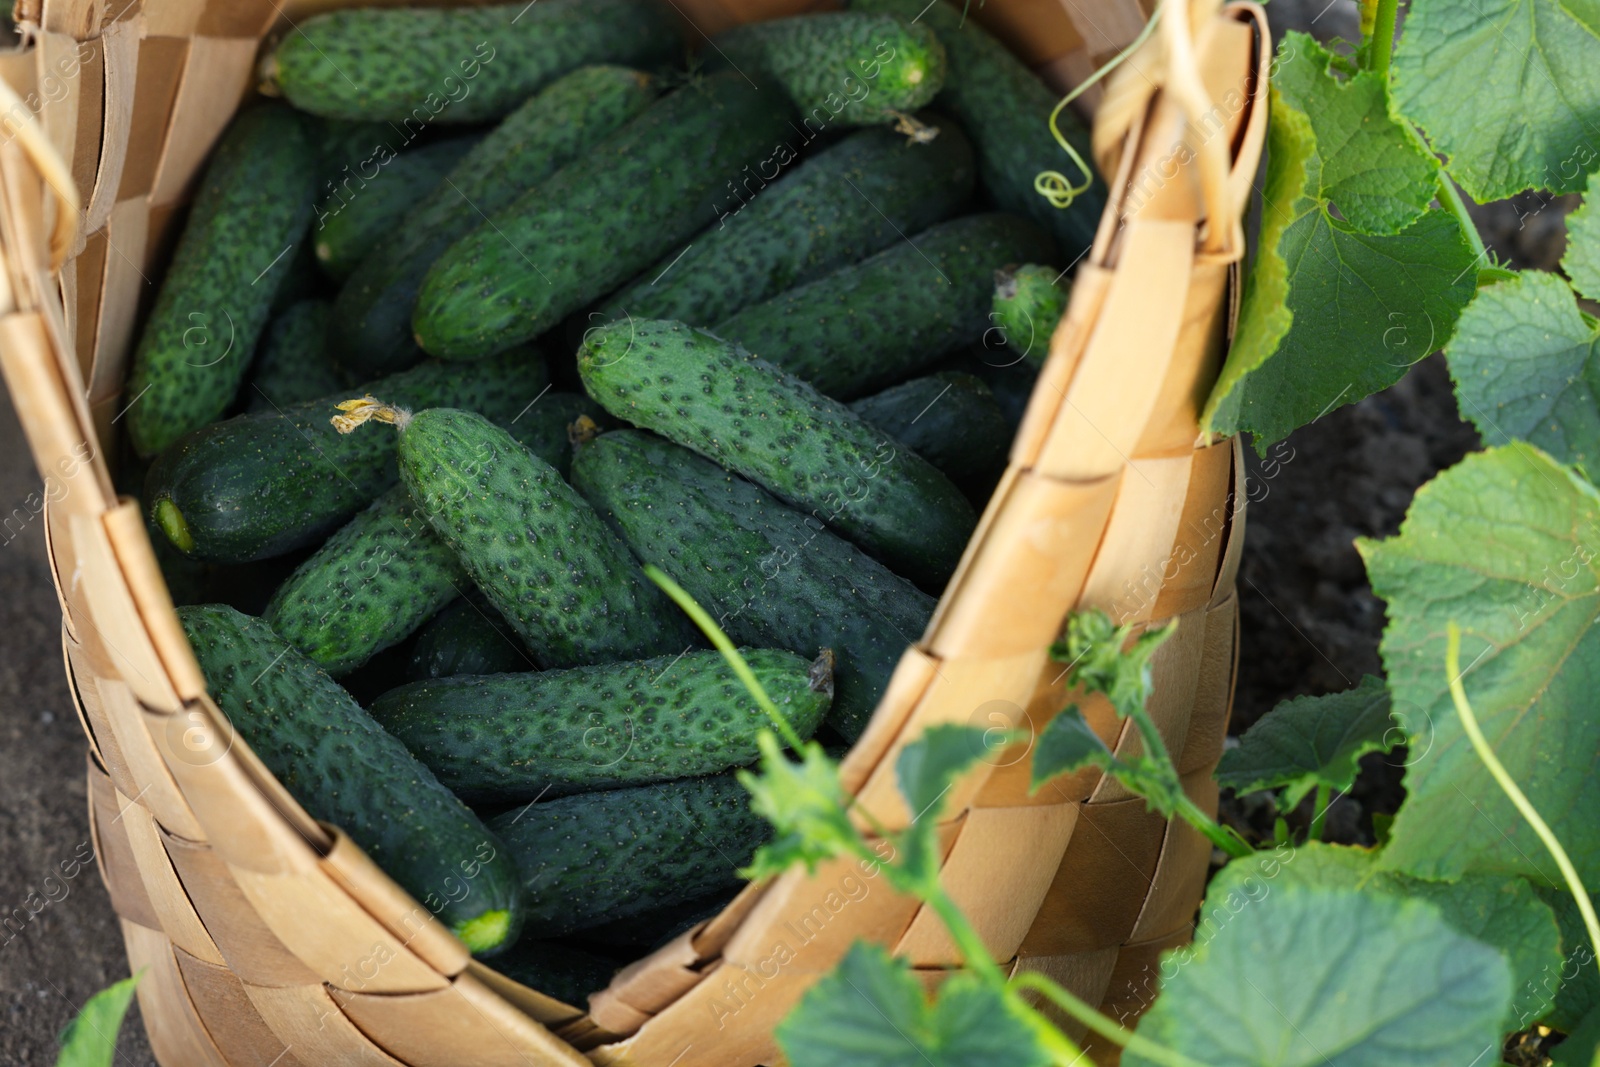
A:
0;311;112;514
1178;591;1237;775
1150;437;1236;620
1129;768;1216;942
120;919;232;1067
241;982;409;1067
837;646;940;796
117;787;226;965
973;668;1118;809
65;226;101;381
86;197;147;453
69;633;136;796
68;508;181;710
320;824;470;979
148;36;258;207
87;767;161;928
591;928;705;1029
1088;925;1194;1046
84;17;138;233
1009;946;1119;1042
117;37;188;201
1209;437;1248;607
170;947;307;1067
1076;452;1194;625
1012;264;1113;468
467;959;588;1029
104;499;208;701
95;667;208;841
34;33;92;206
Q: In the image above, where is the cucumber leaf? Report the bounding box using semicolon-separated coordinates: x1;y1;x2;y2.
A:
895;724;997;824
56;973;141;1067
1550;1005;1600;1067
1029;706;1114;789
775;941;1049;1067
1204;843;1563;1030
1566;174;1600;303
1214;674;1398;809
739;735;858;878
1123;885;1510;1067
1391;0;1600;202
1447;272;1600;468
1536;884;1600;1030
1358;443;1600;887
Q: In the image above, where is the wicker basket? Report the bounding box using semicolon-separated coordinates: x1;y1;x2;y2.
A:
0;0;1267;1062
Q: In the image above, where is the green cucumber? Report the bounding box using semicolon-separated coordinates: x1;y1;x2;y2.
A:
146;348;546;564
571;430;934;739
370;648;831;802
578;319;975;589
332;65;660;378
712;212;1054;399
942;343;1040;429
245;300;343;413
488;775;767;937
178;604;523;955
413;71;795;360
580;889;737;949
407;597;531;681
488;940;621;1007
850;0;1103;256
502;390;610;477
992;263;1068;366
352;405;696;667
314;135;478;281
262;486;465;675
849;371;1009;498
125;104;316;456
714;12;944;126
265;0;677;125
598;120;974;327
308;119;403;191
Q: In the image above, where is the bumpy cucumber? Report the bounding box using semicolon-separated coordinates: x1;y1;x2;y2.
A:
333;65;659;378
146;348;546;564
413;72;794;359
571;430;934;739
851;0;1103;256
245;300;343;413
314;135;477;281
993;263;1068;366
581;889;737;949
488;940;621;1007
488;775;768;936
849;372;1009;498
579;320;975;589
371;407;696;667
942;343;1040;428
715;13;944;126
714;212;1053;399
599;121;974;327
125;104;316;456
407;597;531;681
178;604;523;954
266;0;676;125
262;486;465;675
370;648;831;802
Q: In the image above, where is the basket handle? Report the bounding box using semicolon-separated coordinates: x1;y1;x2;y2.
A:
0;74;79;276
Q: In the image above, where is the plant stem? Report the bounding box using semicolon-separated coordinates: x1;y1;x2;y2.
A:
1436;173;1488;261
1366;0;1400;80
1172;790;1255;858
1011;973;1208;1067
1309;783;1332;841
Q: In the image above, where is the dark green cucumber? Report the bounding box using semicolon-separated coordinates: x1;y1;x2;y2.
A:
245;300;343;413
579;319;975;589
502;390;610;477
370;648;831;802
125;104;316;456
851;0;1103;256
488;940;621;1007
178;604;523;955
941;343;1040;429
849;372;1009;498
488;775;767;937
407;597;531;681
413;72;795;359
308;118;404;191
571;430;934;739
262;486;466;675
266;0;677;125
713;212;1054;399
314;135;478;281
993;263;1068;366
146;348;546;564
714;12;944;126
598;120;974;327
580;889;738;949
333;65;660;378
378;407;696;667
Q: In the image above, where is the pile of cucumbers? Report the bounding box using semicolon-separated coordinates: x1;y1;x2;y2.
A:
123;0;1096;998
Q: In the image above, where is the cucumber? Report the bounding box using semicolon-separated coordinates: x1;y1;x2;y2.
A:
314;135;478;281
332;65;660;379
488;774;767;937
714;13;944;126
308;118;403;191
178;604;523;955
849;372;1009;498
146;348;546;564
598;120;974;327
125;104;316;456
347;405;696;667
407;597;531;681
993;263;1068;366
245;300;344;413
580;889;737;949
413;71;795;360
713;212;1054;399
488;940;621;1007
265;0;677;125
850;0;1103;256
502;390;610;477
578;319;975;589
571;430;935;739
370;648;831;802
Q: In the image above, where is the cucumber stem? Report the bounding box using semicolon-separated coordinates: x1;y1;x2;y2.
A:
154;498;195;554
1366;0;1400;81
1309;782;1332;841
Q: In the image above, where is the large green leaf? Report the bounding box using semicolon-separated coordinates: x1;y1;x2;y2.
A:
896;724;995;824
1358;443;1600;886
1124;885;1510;1066
776;941;1050;1067
1448;272;1600;468
1551;1004;1600;1066
57;973;141;1067
1215;674;1397;809
1565;173;1600;303
1392;0;1600;202
1204;844;1563;1030
1537;884;1600;1030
